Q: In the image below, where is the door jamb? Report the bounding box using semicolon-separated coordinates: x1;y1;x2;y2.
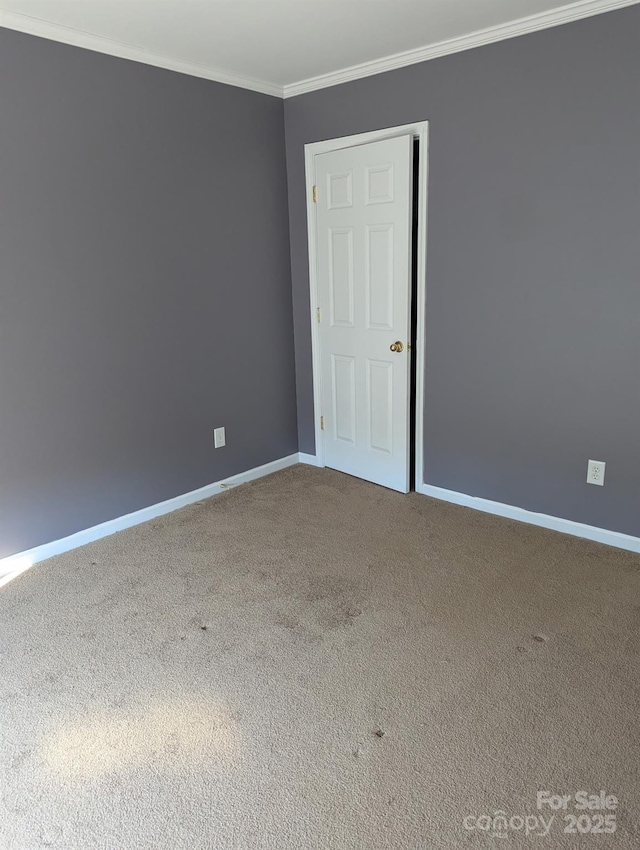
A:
303;121;429;489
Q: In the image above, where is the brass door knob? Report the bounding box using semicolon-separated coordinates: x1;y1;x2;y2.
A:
390;341;404;353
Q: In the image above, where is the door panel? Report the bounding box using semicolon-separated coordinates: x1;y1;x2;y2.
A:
365;224;394;330
329;228;354;327
331;354;357;444
315;134;412;492
366;358;393;454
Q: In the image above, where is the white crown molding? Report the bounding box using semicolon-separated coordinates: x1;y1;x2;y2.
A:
0;8;282;97
0;0;637;99
283;0;640;98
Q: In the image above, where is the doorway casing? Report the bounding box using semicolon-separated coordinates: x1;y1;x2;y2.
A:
304;121;429;490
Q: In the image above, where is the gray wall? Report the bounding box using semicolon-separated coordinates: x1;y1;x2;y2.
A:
285;6;640;537
0;29;297;558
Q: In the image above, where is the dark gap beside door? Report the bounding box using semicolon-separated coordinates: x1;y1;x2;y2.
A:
409;137;420;491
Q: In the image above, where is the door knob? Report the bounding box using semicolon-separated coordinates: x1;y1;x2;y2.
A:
390;341;404;353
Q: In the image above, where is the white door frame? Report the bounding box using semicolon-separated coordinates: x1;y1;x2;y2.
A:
304;121;429;490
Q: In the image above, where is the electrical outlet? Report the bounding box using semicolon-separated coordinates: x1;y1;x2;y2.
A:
214;427;226;449
587;459;605;486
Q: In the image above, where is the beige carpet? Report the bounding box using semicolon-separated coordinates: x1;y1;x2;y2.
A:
0;465;638;849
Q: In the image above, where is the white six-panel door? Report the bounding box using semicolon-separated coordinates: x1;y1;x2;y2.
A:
315;135;413;492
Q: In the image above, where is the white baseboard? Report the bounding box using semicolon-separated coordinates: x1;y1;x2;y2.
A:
417;482;640;554
0;454;300;575
298;452;322;466
5;455;634;586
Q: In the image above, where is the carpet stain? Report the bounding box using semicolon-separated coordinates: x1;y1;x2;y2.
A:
273;613;300;631
301;574;361;604
318;601;362;630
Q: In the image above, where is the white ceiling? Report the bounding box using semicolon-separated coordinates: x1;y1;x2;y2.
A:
0;0;635;96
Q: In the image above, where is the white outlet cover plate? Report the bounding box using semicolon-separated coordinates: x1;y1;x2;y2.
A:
587;459;605;486
214;427;226;449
